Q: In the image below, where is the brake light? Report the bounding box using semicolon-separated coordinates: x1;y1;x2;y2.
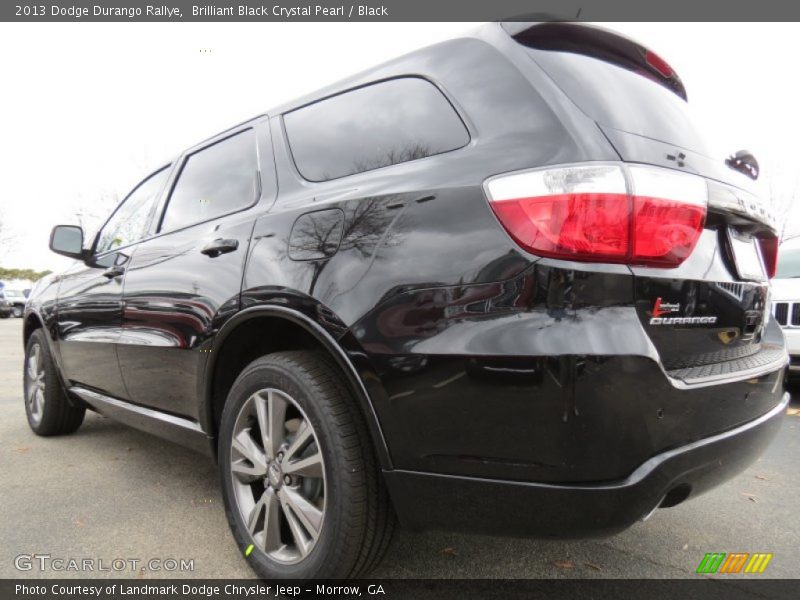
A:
644;50;674;78
485;163;708;268
757;236;778;278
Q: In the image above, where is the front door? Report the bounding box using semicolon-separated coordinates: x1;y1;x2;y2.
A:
56;166;172;398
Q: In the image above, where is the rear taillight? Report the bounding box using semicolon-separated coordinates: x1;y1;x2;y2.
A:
757;236;778;278
485;163;708;268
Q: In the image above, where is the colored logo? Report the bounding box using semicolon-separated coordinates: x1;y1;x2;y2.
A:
651;297;680;317
648;297;718;326
696;552;773;574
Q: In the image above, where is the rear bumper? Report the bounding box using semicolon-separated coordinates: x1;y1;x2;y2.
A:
384;392;788;538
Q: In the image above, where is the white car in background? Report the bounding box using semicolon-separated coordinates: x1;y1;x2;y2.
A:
0;289;26;318
771;245;800;373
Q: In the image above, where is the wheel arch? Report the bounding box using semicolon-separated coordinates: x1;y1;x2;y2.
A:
202;304;392;469
23;311;44;347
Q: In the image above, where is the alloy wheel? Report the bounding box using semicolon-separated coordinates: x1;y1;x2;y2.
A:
26;344;45;425
230;388;326;564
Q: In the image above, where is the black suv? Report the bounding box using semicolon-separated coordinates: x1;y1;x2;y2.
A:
24;23;787;579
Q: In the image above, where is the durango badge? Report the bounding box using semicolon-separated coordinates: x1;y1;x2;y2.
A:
649;297;718;325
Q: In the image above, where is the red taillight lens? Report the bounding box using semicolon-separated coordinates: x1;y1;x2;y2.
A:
491;193;630;262
485;163;708;268
632;197;706;266
757;236;778;278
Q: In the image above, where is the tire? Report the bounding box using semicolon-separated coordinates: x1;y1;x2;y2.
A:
219;350;395;579
24;329;85;436
13;306;23;318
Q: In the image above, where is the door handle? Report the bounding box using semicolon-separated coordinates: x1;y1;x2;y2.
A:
102;265;126;279
201;238;239;258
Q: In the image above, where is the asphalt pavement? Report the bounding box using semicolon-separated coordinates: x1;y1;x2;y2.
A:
0;318;797;579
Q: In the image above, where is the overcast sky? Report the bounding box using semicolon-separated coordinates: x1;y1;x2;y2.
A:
1;22;798;273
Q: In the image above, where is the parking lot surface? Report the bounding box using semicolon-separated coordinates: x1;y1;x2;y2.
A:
0;318;798;579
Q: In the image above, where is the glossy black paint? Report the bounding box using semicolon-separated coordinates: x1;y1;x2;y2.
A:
117;216;252;418
54;252;130;398
24;22;787;537
386;393;788;537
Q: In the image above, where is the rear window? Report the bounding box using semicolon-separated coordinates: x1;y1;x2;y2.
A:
512;23;712;156
284;77;469;182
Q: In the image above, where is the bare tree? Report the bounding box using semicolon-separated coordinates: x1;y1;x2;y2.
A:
287;195;404;295
762;154;800;241
0;208;19;260
350;144;431;177
71;192;119;240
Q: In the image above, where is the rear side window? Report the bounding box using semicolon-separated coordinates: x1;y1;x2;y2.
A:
96;167;170;254
284;77;469;182
160;129;258;232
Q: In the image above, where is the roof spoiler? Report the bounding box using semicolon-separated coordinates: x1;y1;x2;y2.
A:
501;22;688;101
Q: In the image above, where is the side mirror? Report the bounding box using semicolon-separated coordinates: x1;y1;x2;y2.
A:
49;225;87;260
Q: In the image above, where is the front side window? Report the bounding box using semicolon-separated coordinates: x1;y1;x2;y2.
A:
283;77;469;182
95;167;170;254
159;129;258;232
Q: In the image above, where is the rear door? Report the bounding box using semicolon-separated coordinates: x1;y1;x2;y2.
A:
117;119;276;420
55;167;170;397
